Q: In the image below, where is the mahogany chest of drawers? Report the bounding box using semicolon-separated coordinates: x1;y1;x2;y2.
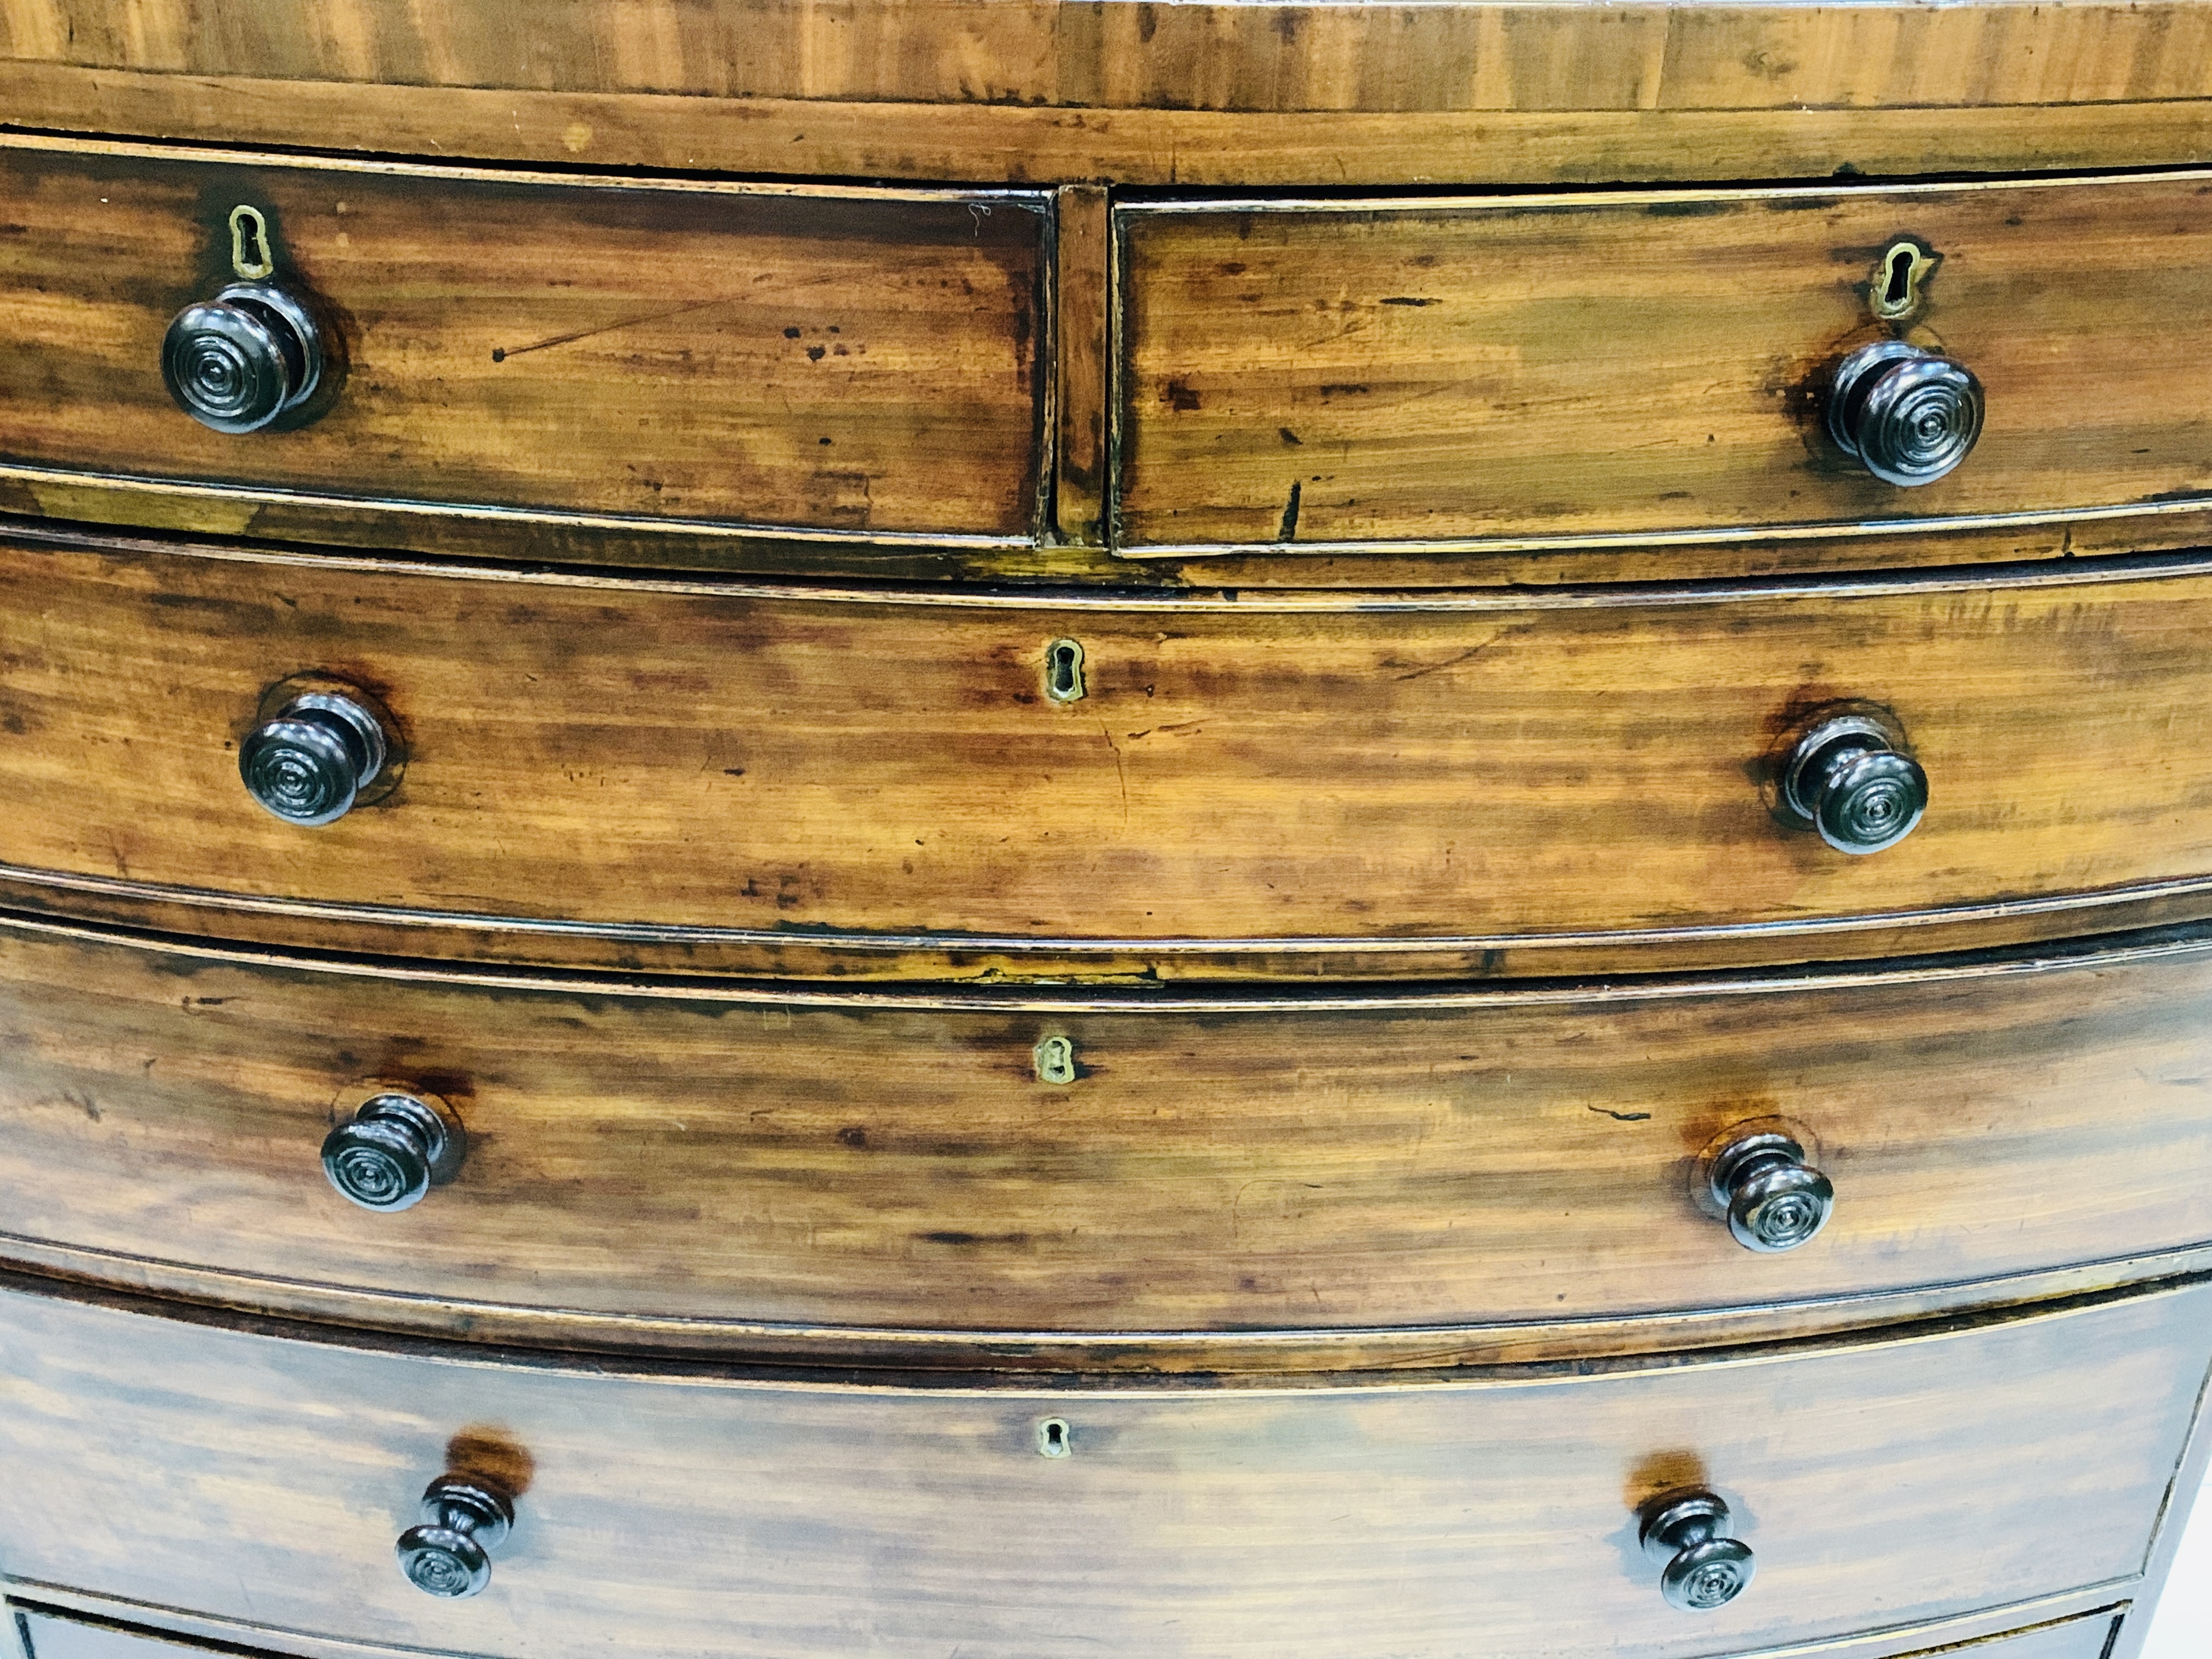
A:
3;3;2211;1657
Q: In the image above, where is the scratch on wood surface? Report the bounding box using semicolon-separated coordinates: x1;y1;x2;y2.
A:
1392;643;1488;681
491;294;736;360
1099;720;1130;827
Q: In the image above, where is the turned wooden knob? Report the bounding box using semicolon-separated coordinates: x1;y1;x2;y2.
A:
1641;1490;1755;1612
1709;1131;1834;1253
1780;714;1928;856
162;281;324;434
396;1474;514;1599
321;1092;464;1212
1827;340;1983;487
240;689;391;826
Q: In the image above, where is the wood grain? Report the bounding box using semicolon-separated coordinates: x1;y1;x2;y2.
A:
11;913;2212;1367
0;1278;2202;1659
0;1595;2140;1659
20;531;2212;977
1053;184;1110;546
7;2;2212;186
1116;175;2212;554
0;140;1048;546
8;64;2212;193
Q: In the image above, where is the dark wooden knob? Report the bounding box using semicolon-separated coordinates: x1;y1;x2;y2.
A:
395;1474;513;1599
1827;339;1983;487
162;281;324;435
1780;714;1928;856
240;689;390;826
1709;1131;1834;1252
321;1092;464;1212
1641;1491;1755;1612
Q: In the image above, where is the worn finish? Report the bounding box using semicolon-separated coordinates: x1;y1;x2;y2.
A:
12;913;2212;1364
1116;176;2212;556
0;1280;2202;1659
0;1600;2139;1659
7;10;2212;1654
1053;184;1111;547
19;532;2212;976
8;3;2212;185
0;140;1048;549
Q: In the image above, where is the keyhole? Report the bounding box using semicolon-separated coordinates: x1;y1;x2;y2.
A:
1883;249;1914;307
1871;240;1933;321
1043;639;1086;704
1034;1035;1077;1086
229;205;275;280
1037;1418;1071;1458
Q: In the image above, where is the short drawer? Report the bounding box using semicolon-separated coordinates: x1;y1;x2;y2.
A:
0;138;1047;560
0;1280;2200;1659
1115;174;2212;566
9;913;2212;1366
19;533;2212;977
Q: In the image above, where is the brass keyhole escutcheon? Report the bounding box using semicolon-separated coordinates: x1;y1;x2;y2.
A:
1871;240;1935;321
1034;1035;1078;1085
1043;638;1086;704
229;204;275;280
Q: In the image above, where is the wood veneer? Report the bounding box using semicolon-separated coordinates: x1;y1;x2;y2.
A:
0;140;1048;550
0;1278;2200;1659
8;912;2212;1368
18;532;2212;978
7;3;2212;186
1115;175;2212;557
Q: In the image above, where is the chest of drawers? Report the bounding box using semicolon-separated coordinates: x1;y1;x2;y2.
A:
4;3;2212;1657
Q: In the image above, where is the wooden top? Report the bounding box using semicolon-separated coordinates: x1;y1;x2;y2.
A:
7;1;2212;185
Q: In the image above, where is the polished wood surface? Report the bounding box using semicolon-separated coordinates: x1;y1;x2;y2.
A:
0;1279;2200;1659
0;139;1047;549
18;531;2212;977
6;3;2212;185
1;1595;2143;1659
1053;184;1110;548
9;912;2212;1367
5;11;2212;1652
1116;174;2212;557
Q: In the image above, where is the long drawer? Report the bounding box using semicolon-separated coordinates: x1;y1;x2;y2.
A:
0;1280;2200;1659
0;1599;2135;1659
1115;174;2212;565
9;912;2212;1366
16;532;2212;977
0;138;1048;561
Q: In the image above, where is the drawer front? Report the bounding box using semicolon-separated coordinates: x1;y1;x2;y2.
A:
8;915;2212;1363
0;140;1047;550
0;1603;2132;1659
15;535;2212;975
1934;1616;2126;1659
0;1283;2200;1659
1115;176;2212;557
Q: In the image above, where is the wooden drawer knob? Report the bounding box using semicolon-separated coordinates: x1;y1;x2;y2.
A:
1827;339;1984;487
1780;714;1928;855
1709;1131;1834;1252
1640;1491;1755;1612
396;1474;513;1599
161;281;324;435
321;1091;464;1212
240;689;390;826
